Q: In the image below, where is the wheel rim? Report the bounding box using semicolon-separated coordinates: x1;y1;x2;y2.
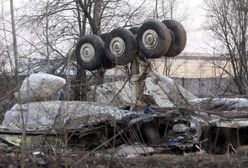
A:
80;43;95;63
142;29;158;49
109;37;125;57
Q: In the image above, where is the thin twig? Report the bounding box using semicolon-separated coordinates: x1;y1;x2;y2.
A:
110;77;130;104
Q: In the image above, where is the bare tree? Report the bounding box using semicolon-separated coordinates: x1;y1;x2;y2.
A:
151;0;186;76
152;0;182;20
15;0;148;100
0;0;17;119
10;0;18;85
206;0;248;94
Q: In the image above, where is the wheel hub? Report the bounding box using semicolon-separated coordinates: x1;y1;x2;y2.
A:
110;37;125;57
142;29;158;49
80;43;95;63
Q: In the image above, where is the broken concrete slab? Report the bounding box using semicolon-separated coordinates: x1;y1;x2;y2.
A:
17;73;66;104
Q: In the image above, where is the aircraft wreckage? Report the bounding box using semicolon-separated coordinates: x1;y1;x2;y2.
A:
2;19;248;155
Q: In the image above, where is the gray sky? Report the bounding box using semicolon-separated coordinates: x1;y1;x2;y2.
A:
181;0;210;54
4;0;211;54
130;0;210;54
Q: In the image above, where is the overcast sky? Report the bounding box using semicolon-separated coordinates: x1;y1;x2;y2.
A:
4;0;211;54
181;0;210;54
130;0;209;54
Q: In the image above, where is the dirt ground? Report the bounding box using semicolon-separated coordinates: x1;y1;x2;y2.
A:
1;144;248;168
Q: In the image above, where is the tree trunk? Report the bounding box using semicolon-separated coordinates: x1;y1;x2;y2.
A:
94;0;105;89
206;0;248;95
74;0;87;101
10;0;18;86
93;0;102;35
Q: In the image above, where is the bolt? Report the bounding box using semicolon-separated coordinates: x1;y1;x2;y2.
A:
114;43;120;51
84;48;89;56
146;34;155;44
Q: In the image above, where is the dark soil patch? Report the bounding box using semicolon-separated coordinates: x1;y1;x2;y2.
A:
1;144;248;168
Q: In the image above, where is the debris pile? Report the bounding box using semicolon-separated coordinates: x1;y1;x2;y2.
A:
2;101;138;131
94;72;197;108
2;70;248;156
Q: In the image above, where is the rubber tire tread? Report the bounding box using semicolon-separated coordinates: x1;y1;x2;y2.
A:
129;27;139;35
75;34;104;71
162;20;187;57
137;20;172;58
105;28;137;65
99;33;115;69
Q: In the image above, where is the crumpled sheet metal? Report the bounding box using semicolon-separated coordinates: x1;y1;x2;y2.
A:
2;101;138;131
216;120;248;128
145;77;174;108
116;144;155;158
190;98;248;109
192;110;248;128
187;98;248;128
95;72;198;108
18;72;66;103
93;81;133;105
147;72;198;107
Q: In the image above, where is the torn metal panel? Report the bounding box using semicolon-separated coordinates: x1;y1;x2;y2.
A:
116;144;155;157
94;72;198;108
2;101;139;131
193;110;248;128
190;98;248;110
93;81;133;105
18;73;66;103
147;72;198;107
145;77;174;107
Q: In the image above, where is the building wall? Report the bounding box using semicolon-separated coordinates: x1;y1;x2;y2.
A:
0;54;237;100
173;77;235;97
104;54;236;97
151;56;232;78
105;54;232;79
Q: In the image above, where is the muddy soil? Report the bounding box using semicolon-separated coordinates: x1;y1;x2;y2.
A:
1;144;248;168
